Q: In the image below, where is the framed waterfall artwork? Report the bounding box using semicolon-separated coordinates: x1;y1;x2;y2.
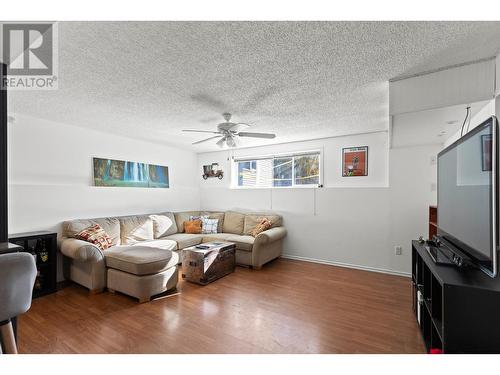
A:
92;157;169;188
342;146;368;177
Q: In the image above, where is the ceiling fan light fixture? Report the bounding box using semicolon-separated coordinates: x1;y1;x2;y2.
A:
226;136;236;148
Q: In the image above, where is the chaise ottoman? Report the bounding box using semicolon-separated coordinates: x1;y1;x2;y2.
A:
104;245;179;303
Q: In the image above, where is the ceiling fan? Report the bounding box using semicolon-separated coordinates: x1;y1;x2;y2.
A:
183;113;276;147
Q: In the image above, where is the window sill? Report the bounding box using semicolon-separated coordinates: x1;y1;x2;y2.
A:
230;185;322;190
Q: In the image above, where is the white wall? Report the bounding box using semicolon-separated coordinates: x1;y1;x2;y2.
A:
388;144;441;271
198;131;437;275
8;114;200;235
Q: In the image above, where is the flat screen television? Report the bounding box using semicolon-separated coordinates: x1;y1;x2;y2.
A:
437;116;498;277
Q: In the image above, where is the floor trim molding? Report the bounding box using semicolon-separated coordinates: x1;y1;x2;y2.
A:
281;254;411;278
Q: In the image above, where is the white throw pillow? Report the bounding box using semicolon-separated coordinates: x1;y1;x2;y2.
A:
201;217;219;234
150;213;177;238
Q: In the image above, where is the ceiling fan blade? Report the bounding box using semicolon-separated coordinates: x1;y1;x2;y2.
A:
227;122;251;132
216;136;227;148
192;135;222;145
237;132;276;139
182;129;222;134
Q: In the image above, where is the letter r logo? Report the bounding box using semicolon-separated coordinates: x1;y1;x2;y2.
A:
2;23;53;76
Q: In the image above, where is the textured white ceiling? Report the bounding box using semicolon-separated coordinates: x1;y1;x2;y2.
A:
8;21;500;152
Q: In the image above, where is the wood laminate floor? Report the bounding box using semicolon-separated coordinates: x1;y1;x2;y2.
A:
18;259;425;353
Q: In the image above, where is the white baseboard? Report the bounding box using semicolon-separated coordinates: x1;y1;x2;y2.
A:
280;254;411;278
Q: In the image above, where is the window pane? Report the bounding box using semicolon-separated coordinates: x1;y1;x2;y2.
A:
236;152;320;188
294;154;320;185
273;157;292;186
238;161;256;187
256;159;273;187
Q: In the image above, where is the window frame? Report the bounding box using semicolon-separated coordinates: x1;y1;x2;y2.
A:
231;150;323;189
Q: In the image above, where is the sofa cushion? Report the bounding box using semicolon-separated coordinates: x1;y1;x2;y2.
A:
150;212;178;238
174;211;200;233
201;211;225;233
201;233;234;242
63;217;121;246
164;233;203;249
225;235;254;252
223;211;245;235
243;214;283;235
104;246;178;276
131;238;177;251
119;215;154;244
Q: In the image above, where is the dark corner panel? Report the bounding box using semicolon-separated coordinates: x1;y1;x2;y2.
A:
0;62;7;242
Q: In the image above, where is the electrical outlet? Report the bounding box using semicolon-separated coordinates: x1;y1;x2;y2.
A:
395;246;402;255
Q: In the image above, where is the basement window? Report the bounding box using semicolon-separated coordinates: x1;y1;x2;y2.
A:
233;151;321;188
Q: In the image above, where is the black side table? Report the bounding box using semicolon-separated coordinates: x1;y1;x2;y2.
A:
9;231;58;298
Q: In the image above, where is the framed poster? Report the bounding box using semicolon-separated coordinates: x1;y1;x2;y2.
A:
342;146;368;177
481;134;492;171
93;157;169;188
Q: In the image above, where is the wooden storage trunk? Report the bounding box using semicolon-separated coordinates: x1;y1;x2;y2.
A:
181;242;236;285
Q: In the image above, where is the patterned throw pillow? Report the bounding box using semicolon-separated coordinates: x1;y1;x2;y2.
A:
201;217;219;234
251;218;273;237
75;224;112;250
189;215;208;222
184;220;202;234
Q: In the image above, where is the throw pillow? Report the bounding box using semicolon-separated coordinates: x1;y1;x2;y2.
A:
150;213;177;238
75;224;113;250
201;217;219;234
189;215;208;222
200;211;225;233
184;219;202;234
251;218;273;237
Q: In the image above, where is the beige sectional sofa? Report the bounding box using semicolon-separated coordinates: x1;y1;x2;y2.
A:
60;210;287;297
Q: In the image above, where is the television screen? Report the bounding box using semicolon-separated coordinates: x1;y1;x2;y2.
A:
438;116;497;276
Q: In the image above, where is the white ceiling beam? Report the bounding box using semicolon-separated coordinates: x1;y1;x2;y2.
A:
389;58;496;115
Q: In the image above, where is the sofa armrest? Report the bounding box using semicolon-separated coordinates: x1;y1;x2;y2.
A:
255;226;287;245
60;238;104;263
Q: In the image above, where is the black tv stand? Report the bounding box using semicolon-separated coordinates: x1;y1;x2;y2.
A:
412;240;500;353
